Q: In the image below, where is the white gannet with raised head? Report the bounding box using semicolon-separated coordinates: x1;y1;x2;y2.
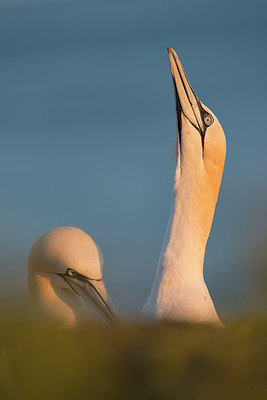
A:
28;226;117;326
142;48;226;324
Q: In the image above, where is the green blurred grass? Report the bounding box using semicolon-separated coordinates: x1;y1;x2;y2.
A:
0;316;266;400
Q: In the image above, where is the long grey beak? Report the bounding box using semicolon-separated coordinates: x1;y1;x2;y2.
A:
167;47;205;136
62;275;118;324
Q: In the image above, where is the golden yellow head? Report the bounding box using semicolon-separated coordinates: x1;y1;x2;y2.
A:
168;48;226;241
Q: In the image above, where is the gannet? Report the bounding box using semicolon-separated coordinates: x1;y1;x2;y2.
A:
28;226;117;326
142;48;226;324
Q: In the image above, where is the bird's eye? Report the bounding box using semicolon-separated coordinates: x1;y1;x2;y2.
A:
66;268;77;276
203;114;214;127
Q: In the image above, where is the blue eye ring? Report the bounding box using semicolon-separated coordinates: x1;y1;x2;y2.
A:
66;268;77;276
203;114;214;127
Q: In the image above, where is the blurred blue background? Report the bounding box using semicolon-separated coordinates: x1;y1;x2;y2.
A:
0;0;266;319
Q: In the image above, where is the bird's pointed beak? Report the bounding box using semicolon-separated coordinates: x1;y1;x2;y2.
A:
167;47;204;134
63;276;118;324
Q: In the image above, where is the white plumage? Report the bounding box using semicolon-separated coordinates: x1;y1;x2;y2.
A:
142;48;226;324
28;226;117;326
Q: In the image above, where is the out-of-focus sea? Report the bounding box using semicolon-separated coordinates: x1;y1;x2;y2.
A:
0;0;266;319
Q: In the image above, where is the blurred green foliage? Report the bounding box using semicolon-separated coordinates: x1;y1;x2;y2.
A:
0;317;266;400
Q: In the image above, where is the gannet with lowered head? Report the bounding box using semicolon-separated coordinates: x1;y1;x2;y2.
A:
142;48;226;324
28;226;117;326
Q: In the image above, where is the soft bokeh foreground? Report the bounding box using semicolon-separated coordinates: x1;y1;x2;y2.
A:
0;317;266;400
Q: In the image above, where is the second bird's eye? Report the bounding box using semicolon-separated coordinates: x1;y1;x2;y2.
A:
66;268;77;276
203;114;214;126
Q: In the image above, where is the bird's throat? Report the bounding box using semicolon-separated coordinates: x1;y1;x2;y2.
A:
159;198;207;284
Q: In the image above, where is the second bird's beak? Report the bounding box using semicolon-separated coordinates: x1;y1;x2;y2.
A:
167;47;204;135
62;274;118;324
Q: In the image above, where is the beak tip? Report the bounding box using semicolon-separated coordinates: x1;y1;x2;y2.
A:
167;47;172;53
